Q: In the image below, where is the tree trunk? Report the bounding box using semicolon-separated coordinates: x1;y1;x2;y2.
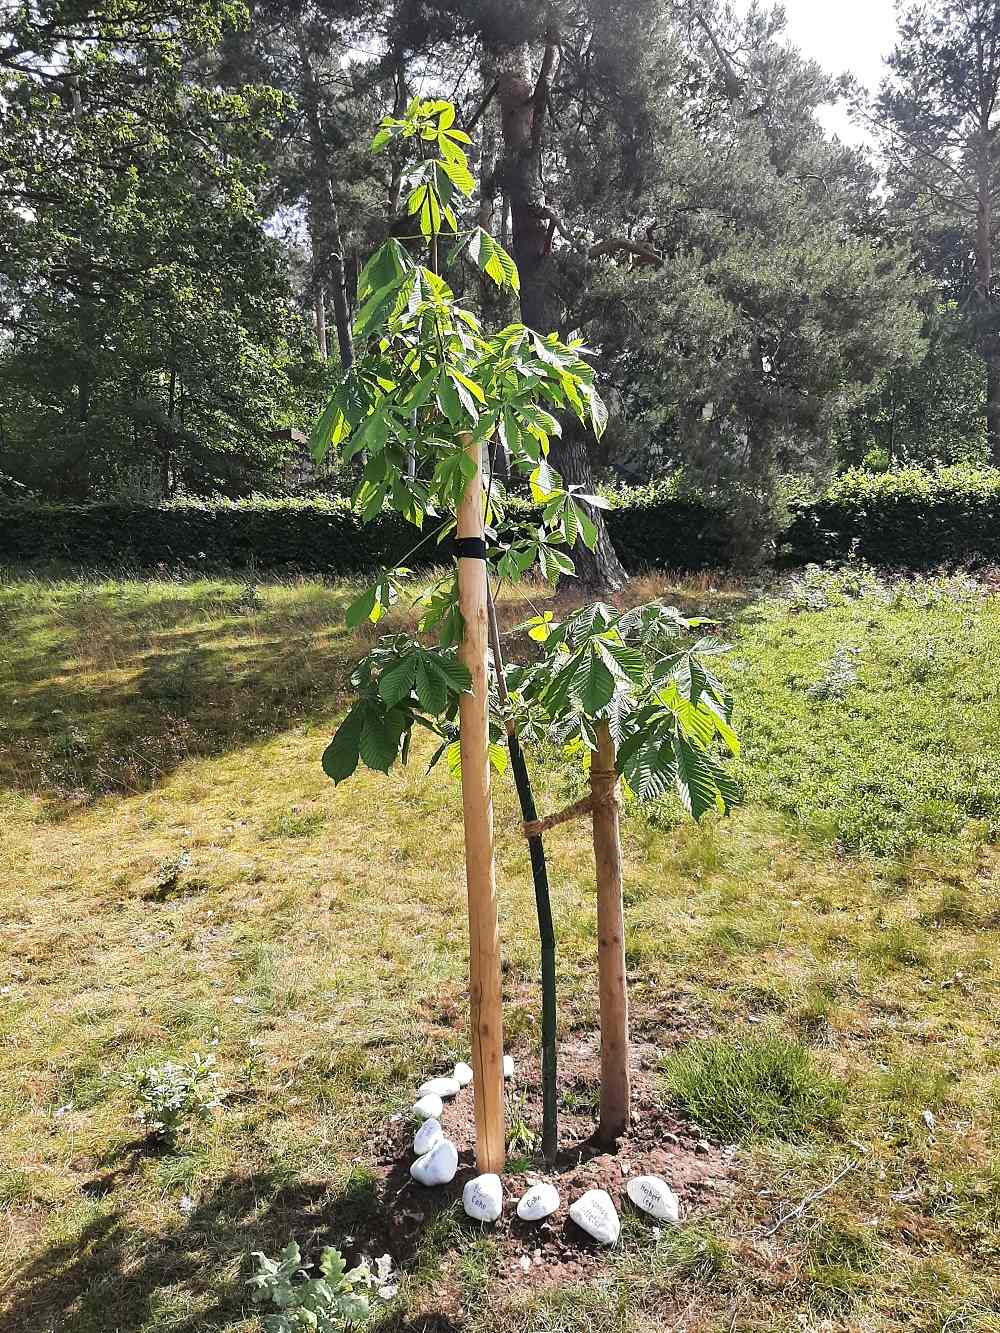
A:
297;25;353;371
314;282;328;360
456;434;506;1173
494;41;625;592
974;142;1000;462
591;721;630;1145
557;420;627;591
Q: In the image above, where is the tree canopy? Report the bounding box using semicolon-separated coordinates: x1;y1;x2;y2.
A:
1;0;994;565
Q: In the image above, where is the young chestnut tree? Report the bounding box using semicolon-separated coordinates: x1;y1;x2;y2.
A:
314;97;610;1171
315;98;741;1160
507;602;740;1145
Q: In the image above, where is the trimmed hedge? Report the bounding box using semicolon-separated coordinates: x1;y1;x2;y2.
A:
0;489;733;574
784;465;1000;567
2;467;998;573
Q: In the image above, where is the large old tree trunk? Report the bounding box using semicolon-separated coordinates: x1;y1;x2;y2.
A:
975;125;1000;464
298;25;353;371
494;40;627;592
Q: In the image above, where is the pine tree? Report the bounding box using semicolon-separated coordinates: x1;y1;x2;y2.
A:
871;0;1000;463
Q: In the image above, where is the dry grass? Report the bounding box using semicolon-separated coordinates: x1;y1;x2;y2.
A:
0;565;998;1332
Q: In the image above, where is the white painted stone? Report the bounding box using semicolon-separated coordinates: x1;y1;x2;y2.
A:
410;1138;459;1186
412;1093;444;1120
503;1055;514;1079
516;1182;560;1221
417;1076;461;1099
463;1172;503;1222
453;1061;474;1087
413;1117;444;1155
626;1175;680;1224
569;1189;620;1245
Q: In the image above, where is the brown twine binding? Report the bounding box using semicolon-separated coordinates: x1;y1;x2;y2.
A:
522;795;595;839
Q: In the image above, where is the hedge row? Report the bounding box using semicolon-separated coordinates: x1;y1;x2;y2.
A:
0;490;732;573
783;465;1000;567
1;467;997;572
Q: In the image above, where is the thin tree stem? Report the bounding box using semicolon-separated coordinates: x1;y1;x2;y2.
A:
486;589;558;1162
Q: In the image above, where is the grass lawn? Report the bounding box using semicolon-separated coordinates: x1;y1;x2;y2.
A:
0;563;998;1332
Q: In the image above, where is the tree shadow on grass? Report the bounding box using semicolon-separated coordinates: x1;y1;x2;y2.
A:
0;582;366;811
1;1166;464;1333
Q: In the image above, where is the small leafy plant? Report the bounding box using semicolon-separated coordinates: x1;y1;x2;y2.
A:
129;1051;223;1145
806;644;861;700
248;1240;396;1332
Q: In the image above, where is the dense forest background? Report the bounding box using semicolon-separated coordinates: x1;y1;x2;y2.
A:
4;0;1000;568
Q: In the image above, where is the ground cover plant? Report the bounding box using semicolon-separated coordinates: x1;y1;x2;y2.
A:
0;563;998;1331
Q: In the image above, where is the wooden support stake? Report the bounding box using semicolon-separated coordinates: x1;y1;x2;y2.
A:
456;434;505;1172
591;720;630;1145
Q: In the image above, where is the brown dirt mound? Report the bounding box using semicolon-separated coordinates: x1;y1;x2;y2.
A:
351;1034;738;1288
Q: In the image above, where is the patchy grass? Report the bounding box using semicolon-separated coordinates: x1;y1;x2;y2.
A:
660;1032;845;1142
0;564;998;1332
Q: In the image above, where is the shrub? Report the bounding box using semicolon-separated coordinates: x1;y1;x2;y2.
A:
0;488;735;573
660;1032;844;1141
3;465;1000;572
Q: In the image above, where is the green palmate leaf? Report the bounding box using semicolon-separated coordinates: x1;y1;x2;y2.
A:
519;402;561;439
574;504;599;550
322;705;365;784
673;651;710;704
623;735;678;800
674;733;725;820
438;155;475;195
703;692;740;753
353;275;406;336
414;656;447;714
489;743;509;775
576;649;617;715
311;391;348;463
356;238;407;301
378;654;417;708
359;705;406;773
430;654;472;695
596;637;646;683
499;407;521;455
345;584;378;628
436;372;466;426
537;542;575;583
669;691;719;749
579;383;609;440
468;228;520;291
530;460;560;502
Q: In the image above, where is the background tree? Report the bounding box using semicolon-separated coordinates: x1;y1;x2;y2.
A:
0;0;316;496
870;0;1000;463
379;0;926;565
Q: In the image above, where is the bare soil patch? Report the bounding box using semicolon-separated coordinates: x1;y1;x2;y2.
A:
351;1033;738;1288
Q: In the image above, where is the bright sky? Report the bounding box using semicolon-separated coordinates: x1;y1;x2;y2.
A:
759;0;900;144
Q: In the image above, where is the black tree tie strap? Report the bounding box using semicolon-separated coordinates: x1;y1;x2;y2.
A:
453;536;487;560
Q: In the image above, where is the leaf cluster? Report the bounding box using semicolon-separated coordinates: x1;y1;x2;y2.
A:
508;602;741;819
321;633;473;783
311;96;608;619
